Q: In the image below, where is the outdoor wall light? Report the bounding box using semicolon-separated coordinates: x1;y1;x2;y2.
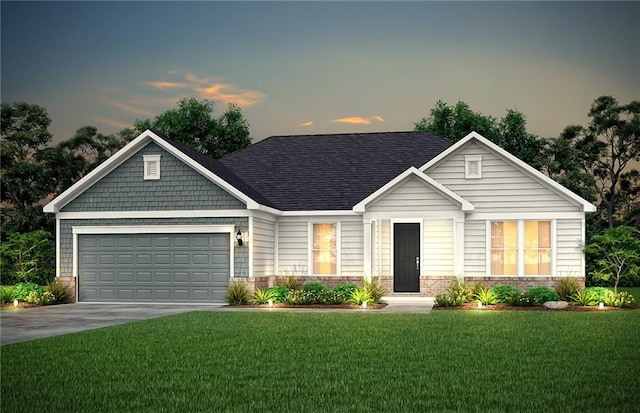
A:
236;230;243;246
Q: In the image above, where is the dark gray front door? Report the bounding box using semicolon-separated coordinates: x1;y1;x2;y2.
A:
394;223;420;293
78;233;230;303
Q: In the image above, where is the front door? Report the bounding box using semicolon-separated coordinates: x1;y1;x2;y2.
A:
393;223;420;292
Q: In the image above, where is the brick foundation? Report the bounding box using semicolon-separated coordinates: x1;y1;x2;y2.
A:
422;275;586;296
231;275;367;295
56;276;77;303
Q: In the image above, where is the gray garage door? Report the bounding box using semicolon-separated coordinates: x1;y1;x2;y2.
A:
78;233;230;303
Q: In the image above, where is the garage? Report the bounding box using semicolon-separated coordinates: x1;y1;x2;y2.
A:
78;232;230;303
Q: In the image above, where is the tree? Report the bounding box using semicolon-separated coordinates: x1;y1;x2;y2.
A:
584;226;640;292
135;98;251;158
414;100;548;169
0;230;55;285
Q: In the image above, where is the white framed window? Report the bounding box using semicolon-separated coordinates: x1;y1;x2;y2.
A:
309;222;340;275
489;220;552;276
465;155;482;179
143;155;161;180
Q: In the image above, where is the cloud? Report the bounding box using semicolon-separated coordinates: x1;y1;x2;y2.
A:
331;117;372;125
144;71;265;107
372;115;384;122
93;116;131;130
299;121;314;127
99;98;156;117
144;81;185;90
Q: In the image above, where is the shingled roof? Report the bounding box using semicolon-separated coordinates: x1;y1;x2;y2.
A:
218;131;454;211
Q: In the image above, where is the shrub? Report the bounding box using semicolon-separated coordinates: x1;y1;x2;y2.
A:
0;230;55;285
555;277;581;300
507;291;535;306
266;286;290;303
317;290;345;305
435;292;465;307
285;290;314;305
250;287;277;305
470;282;488;297
603;291;636;308
583;287;610;303
527;287;559;304
11;282;44;302
45;279;68;304
280;276;299;291
449;279;473;303
474;287;498;305
333;283;358;302
302;282;328;294
491;285;520;303
363;278;386;303
0;286;14;303
570;290;597;306
26;291;56;305
348;289;372;305
225;281;249;306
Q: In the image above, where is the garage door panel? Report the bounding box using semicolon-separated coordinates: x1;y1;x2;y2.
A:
79;233;230;303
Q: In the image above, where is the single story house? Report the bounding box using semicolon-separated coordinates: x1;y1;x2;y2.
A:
44;130;595;303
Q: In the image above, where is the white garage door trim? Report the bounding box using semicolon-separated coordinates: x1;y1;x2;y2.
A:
72;225;236;279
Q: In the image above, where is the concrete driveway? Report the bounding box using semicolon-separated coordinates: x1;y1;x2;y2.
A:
0;303;222;346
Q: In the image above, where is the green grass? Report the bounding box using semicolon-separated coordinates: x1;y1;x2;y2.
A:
2;311;639;412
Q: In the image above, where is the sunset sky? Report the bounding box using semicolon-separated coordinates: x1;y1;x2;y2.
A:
2;1;638;144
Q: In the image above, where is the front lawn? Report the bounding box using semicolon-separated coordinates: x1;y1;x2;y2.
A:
2;311;639;412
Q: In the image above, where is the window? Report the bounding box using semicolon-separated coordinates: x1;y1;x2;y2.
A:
490;220;552;276
465;155;482;179
312;223;337;275
143;155;161;180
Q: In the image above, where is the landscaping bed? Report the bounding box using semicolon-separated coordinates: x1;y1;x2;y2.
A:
230;302;388;310
435;303;636;311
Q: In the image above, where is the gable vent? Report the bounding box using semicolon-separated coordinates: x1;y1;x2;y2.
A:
465;155;482;179
143;154;161;180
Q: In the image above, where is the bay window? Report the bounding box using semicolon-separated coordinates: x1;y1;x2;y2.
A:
490;220;552;276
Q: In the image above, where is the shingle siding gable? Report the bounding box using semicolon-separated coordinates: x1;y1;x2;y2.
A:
61;143;246;212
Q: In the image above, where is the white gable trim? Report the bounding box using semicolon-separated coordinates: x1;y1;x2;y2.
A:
420;131;597;213
43;130;263;213
353;167;474;213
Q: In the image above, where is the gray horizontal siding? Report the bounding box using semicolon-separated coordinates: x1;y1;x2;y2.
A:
556;219;584;276
463;220;486;275
341;219;364;276
427;141;581;213
423;220;454;276
252;217;275;277
62;143;246;212
368;176;458;212
59;217;248;279
277;220;309;275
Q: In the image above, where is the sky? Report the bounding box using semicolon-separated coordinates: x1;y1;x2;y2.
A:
2;1;639;145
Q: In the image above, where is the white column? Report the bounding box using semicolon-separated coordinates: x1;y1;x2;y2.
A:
363;219;372;280
454;217;465;277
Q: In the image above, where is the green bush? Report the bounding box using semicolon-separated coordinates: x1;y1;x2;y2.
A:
285;290;314;305
250;287;277;305
507;291;535;306
527;287;559;304
474;287;498;305
317;290;345;305
11;282;44;302
0;286;14;303
491;285;520;303
348;289;372;305
584;287;611;303
555;277;581;300
570;290;597;306
266;286;290;303
225;281;249;306
470;282;488;297
435;291;465;307
26;290;56;305
0;230;55;285
302;282;329;294
603;291;636;308
363;279;386;303
333;283;359;302
45;279;68;304
280;276;299;291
